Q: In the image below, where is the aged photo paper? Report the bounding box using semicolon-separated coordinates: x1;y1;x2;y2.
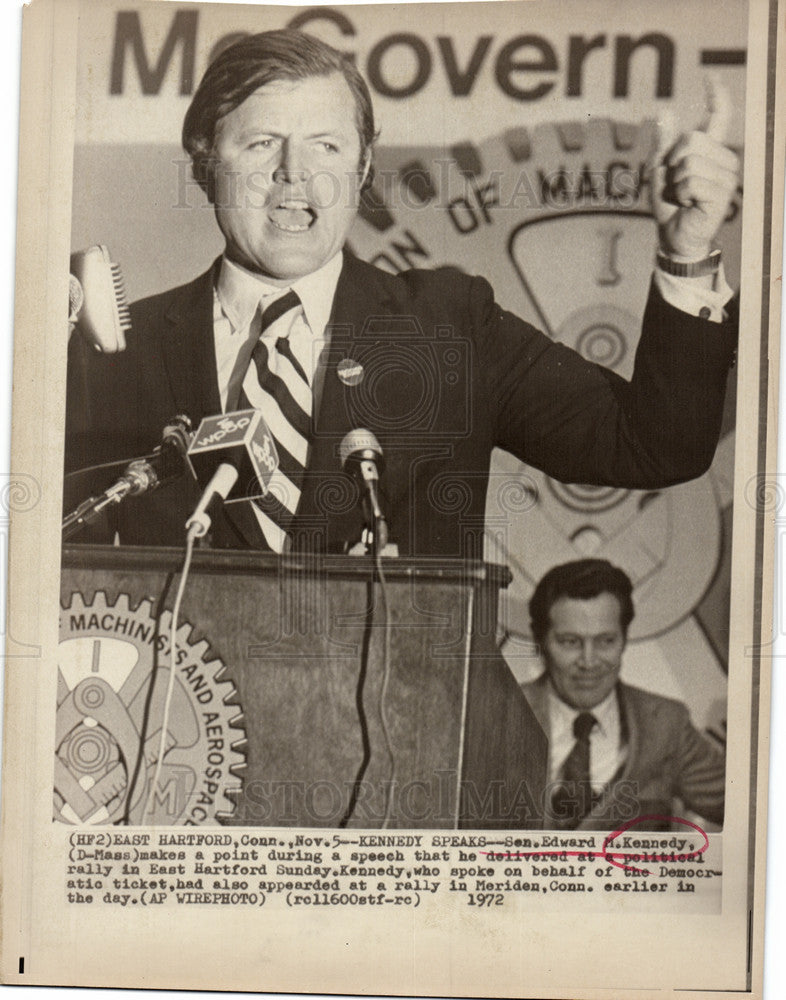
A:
1;0;785;995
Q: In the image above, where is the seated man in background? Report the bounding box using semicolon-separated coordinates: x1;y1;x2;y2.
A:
521;559;725;831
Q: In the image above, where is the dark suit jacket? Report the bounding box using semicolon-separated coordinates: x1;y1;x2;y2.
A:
520;675;726;831
65;251;737;555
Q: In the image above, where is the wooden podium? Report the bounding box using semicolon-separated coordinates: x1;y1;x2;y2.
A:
60;546;547;829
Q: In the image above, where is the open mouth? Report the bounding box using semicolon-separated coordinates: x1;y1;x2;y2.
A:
270;200;316;233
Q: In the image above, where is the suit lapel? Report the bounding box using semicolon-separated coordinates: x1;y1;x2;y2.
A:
312;251;397;443
297;252;398;548
522;675;551;735
160;259;222;421
171;252;401;550
615;683;641;782
160;258;264;548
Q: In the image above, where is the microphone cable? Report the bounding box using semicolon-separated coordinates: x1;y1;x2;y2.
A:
142;521;200;823
338;578;374;829
374;544;396;829
339;529;395;829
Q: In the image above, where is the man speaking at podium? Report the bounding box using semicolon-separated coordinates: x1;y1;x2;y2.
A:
65;29;739;557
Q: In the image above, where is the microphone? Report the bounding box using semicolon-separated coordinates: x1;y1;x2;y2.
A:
62;415;194;539
158;414;194;479
69;245;132;352
185;410;279;537
113;414;194;493
339;428;388;552
110;415;193;495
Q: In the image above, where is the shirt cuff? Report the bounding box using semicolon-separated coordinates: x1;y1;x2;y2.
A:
653;262;734;323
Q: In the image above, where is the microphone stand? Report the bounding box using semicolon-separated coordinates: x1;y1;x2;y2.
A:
361;488;388;560
62;415;193;541
62;460;159;540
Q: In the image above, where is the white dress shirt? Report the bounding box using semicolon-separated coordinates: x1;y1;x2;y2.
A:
213;251;344;412
546;683;627;793
211;252;343;548
654;263;733;323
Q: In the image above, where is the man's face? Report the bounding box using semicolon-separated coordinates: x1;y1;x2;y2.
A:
211;72;367;285
541;593;626;711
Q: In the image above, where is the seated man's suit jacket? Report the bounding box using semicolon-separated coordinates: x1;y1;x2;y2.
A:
520;675;726;831
65;251;737;555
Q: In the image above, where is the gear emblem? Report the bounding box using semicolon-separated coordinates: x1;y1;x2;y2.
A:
56;591;246;826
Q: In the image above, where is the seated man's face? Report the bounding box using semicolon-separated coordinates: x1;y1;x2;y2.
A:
541;592;626;711
211;72;367;284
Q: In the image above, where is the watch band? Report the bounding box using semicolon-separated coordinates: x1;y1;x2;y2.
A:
656;249;722;278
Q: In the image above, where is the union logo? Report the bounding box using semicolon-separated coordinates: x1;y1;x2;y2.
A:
56;591;246;826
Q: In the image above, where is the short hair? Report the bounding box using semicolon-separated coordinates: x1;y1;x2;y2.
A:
528;559;635;646
182;29;377;197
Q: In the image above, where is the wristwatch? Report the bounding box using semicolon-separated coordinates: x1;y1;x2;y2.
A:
656;248;722;278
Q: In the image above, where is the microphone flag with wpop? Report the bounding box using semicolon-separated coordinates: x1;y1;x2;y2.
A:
187;410;279;503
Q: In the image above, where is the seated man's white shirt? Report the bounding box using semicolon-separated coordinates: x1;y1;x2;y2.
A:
546;684;627;793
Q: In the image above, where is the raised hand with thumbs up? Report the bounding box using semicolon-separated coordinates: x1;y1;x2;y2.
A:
653;74;740;266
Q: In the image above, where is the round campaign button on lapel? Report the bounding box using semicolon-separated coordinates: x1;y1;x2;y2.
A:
337;358;364;386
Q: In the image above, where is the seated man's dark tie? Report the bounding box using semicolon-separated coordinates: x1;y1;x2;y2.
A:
551;711;597;829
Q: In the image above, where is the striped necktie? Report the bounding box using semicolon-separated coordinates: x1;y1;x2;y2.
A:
236;289;312;552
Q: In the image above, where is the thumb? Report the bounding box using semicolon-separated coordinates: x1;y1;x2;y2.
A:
702;71;731;143
648;108;677;220
652;106;677;167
